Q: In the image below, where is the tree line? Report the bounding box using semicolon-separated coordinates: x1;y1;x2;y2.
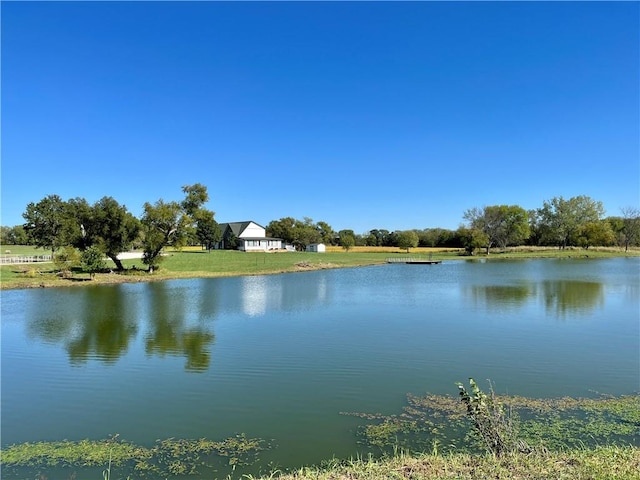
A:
266;196;639;254
2;188;639;271
6;184;221;272
460;198;639;253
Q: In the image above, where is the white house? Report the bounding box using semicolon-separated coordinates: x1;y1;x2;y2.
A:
217;221;283;252
306;243;326;253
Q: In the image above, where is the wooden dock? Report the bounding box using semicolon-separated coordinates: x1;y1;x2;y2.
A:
386;257;442;265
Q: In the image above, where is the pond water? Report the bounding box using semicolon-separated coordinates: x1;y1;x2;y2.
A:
2;257;639;477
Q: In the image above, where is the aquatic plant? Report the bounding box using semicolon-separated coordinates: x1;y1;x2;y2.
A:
1;433;268;478
343;383;640;456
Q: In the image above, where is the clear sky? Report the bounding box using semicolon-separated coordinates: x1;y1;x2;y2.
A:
2;1;638;234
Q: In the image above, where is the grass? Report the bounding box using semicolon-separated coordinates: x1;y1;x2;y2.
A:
1;245;638;290
0;247;420;289
4;443;637;479
0;244;53;256
266;446;640;480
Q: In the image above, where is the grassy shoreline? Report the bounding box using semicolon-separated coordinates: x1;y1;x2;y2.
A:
272;446;640;480
265;446;640;480
1;246;638;290
3;445;638;479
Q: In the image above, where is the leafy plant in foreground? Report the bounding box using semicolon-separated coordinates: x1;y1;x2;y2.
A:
457;378;527;456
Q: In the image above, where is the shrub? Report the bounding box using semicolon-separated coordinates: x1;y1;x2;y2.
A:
53;246;81;276
457;378;527;456
81;246;107;279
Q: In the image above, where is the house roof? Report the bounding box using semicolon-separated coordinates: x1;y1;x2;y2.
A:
219;221;266;237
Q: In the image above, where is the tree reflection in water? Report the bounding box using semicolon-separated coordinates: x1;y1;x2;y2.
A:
467;284;533;309
26;282;216;371
68;286;138;364
145;282;215;372
466;280;604;317
541;280;604;317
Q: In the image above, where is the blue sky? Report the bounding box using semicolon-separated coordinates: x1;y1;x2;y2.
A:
2;1;638;233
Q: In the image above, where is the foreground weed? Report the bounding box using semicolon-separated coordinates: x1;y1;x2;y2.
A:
457;378;527;456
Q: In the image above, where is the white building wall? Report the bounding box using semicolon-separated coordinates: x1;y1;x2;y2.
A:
240;223;266;238
306;243;326;253
242;238;283;252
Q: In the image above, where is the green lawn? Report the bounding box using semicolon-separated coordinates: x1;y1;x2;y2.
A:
1;245;638;290
160;249;391;274
0;245;53;256
0;249;390;289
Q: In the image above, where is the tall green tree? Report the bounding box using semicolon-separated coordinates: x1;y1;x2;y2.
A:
364;232;377;246
180;183;211;246
576;220;615;249
292;217;321;251
140;199;189;270
368;229;392;246
606;216;626;249
315;221;336;245
65;197;94;250
396;230;419;252
0;225;29;245
58;196;140;271
621;207;640;251
340;236;355;251
194;209;221;251
386;231;400;247
91;197;141;270
266;217;296;245
338;229;356;251
267;217;330;250
417;228;439;247
181;183;209;216
418;228;457;248
464;205;530;254
456;226;489;255
536;196;605;248
141;185;214;268
497;205;531;249
23;194;72;255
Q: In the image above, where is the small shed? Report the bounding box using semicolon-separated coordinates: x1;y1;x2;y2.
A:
306;243;326;253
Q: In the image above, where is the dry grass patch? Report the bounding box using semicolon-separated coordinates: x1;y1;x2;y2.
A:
294;261;339;270
324;246;461;254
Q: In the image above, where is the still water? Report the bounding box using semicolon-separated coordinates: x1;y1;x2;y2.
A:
2;257;639;476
